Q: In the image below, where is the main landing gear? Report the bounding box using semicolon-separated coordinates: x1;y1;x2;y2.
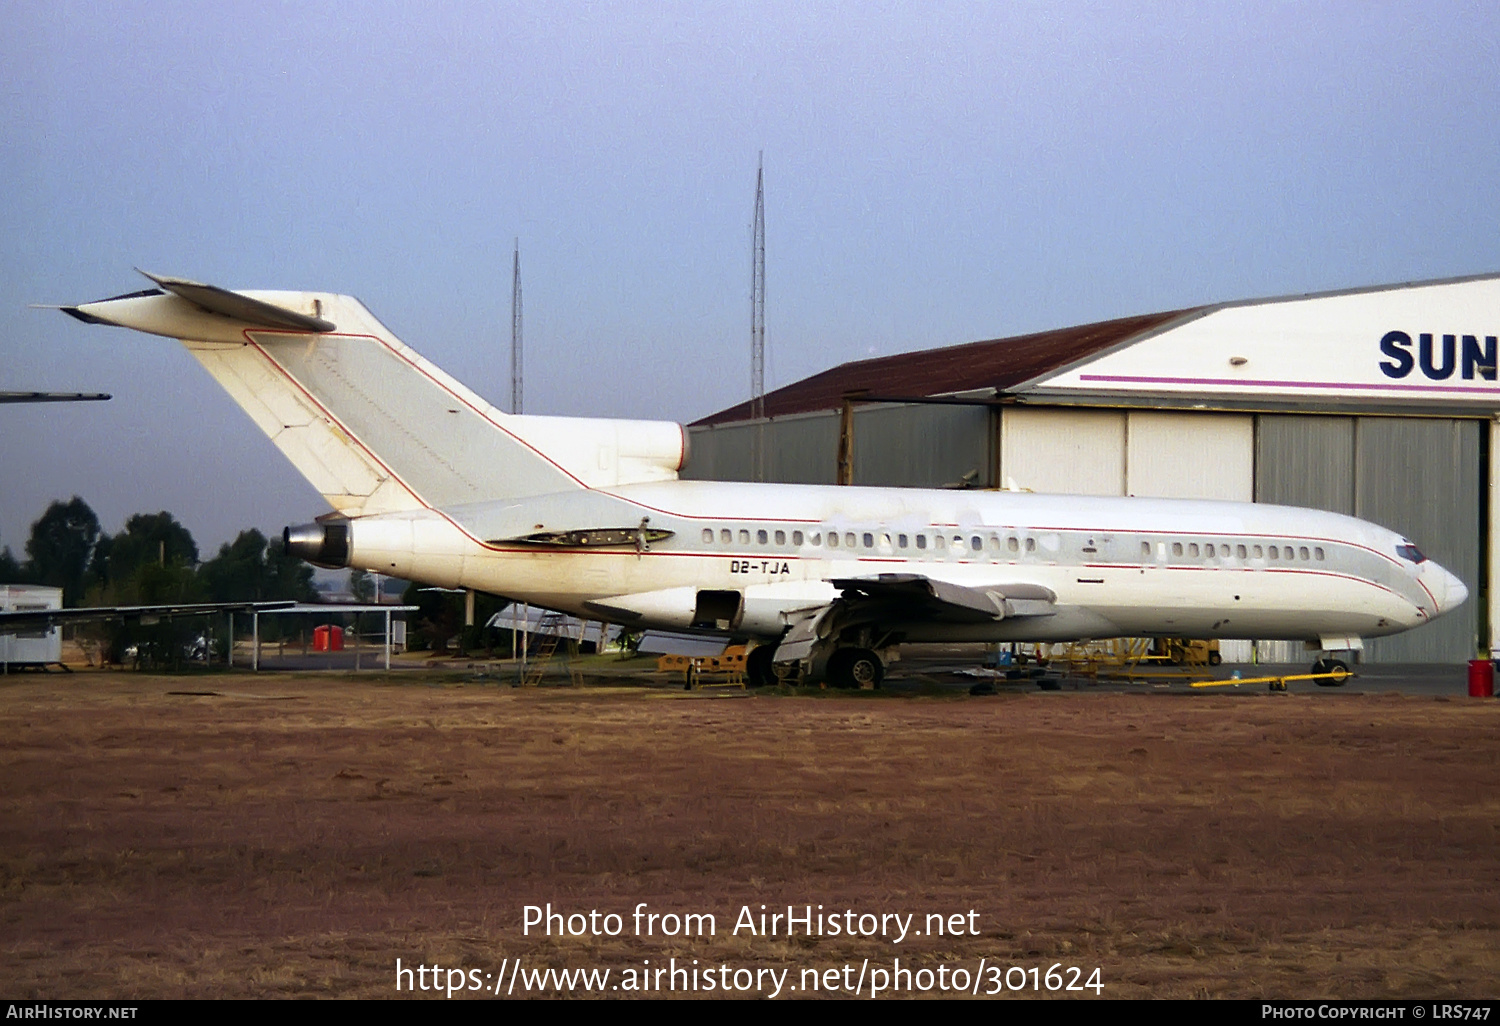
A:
826;647;883;690
746;644;776;688
745;644;886;689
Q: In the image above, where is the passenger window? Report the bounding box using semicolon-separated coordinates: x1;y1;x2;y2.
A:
1237;544;1247;559
1141;541;1151;557
1253;545;1263;558
1205;543;1215;558
775;529;786;545
739;529;751;545
862;533;874;548
1025;538;1036;553
1299;546;1310;561
916;535;927;550
882;533;892;548
757;529;768;545
1315;547;1324;560
952;535;963;550
702;528;713;543
971;536;982;552
898;534;908;548
935;535;947;550
1009;537;1020;553
1188;543;1199;558
1268;546;1278;560
720;529;732;544
1172;542;1183;557
988;535;1001;551
828;533;839;548
846;532;857;548
793;530;804;546
808;531;820;546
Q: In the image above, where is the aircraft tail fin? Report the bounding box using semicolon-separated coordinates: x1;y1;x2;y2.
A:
61;275;687;517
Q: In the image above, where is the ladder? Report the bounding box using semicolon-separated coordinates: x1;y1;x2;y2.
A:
520;612;583;687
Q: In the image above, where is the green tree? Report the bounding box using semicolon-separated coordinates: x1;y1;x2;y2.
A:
200;529;272;601
94;512;199;601
0;545;25;584
199;529;319;604
265;535;318;602
24;497;100;606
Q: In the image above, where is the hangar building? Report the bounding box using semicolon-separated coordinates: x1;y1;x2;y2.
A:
684;273;1500;664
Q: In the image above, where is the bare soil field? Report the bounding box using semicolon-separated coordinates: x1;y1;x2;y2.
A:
2;671;1497;999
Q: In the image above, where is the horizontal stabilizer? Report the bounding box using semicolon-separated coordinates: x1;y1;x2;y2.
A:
136;271;335;332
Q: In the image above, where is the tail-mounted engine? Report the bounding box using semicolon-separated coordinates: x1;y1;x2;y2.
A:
283;520;350;569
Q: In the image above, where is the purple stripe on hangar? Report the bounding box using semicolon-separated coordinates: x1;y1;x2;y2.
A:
1077;373;1500;396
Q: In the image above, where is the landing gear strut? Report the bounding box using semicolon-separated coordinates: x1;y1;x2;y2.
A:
827;647;883;689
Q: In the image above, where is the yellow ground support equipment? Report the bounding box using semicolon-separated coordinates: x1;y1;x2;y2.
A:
1190;665;1353;692
658;645;747;691
1021;637;1221;682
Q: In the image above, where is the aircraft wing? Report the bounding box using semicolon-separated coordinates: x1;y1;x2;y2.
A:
0;392;111;404
0;600;298;632
828;573;1056;622
774;574;1055;663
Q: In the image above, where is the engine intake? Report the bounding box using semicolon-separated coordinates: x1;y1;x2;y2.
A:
283;521;350;569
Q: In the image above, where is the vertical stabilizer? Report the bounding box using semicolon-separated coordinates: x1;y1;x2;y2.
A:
61;278;686;516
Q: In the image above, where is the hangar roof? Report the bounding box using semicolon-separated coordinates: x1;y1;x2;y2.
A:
692;307;1201;426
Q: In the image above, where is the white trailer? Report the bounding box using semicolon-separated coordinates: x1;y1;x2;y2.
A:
1;585;63;669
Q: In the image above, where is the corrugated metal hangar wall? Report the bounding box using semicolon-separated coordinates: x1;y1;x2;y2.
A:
684;405;1483;663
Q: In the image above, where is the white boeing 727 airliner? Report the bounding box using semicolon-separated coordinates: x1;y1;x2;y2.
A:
59;274;1467;687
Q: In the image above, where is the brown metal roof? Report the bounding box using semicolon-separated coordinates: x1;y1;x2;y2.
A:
692;307;1201;426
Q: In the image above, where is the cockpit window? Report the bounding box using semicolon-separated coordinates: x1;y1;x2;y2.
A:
1396;543;1427;564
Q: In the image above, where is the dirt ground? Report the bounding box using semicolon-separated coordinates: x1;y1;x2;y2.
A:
2;670;1497;999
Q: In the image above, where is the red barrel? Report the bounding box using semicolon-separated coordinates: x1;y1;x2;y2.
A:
1468;659;1494;698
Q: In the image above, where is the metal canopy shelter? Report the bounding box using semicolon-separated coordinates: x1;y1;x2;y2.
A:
237;603;419;672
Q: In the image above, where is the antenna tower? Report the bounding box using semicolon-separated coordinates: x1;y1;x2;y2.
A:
511;238;523;415
751;153;766;480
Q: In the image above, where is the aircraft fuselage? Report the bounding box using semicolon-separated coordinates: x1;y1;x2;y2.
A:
337;480;1463;646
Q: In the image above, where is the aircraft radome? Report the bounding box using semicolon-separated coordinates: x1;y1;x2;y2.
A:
57;272;1468;687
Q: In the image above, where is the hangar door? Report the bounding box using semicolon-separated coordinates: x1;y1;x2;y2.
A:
1125;412;1253;501
685;412;841;484
1001;408;1253;500
1000;408;1125;495
1255;415;1480;663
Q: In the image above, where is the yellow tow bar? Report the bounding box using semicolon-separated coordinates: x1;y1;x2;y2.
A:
1190;668;1353;692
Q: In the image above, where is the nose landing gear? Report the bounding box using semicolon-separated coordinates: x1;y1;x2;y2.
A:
1310;657;1351;686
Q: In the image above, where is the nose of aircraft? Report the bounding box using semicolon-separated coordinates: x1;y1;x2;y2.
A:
1429;563;1469;615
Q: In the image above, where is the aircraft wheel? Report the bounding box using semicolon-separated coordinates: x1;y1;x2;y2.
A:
1312;658;1350;687
1208;652;1223;666
828;648;883;689
746;645;776;688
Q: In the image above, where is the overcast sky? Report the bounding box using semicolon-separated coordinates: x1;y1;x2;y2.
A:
3;1;1498;554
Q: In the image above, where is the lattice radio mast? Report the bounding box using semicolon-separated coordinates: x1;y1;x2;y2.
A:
751;153;766;481
510;238;527;664
511;238;523;415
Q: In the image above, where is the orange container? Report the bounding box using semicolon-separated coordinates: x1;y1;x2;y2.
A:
313;624;345;652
